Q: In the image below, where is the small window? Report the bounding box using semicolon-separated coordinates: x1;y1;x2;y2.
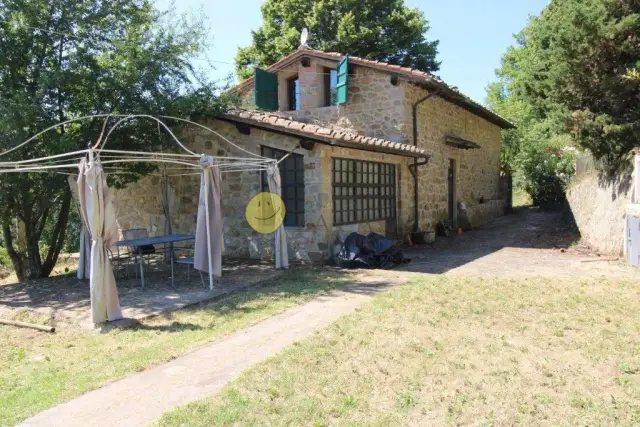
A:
324;68;338;106
332;158;396;225
261;146;305;227
287;76;300;111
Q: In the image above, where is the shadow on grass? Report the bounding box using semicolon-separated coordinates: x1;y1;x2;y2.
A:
118;268;361;333
192;268;355;306
133;322;205;332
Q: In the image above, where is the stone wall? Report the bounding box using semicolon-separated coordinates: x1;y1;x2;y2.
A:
566;156;635;255
404;84;504;232
267;56;506;234
112;119;412;262
239;57;409;143
115;60;506;262
283;61;409;142
113;173;199;238
465;200;505;229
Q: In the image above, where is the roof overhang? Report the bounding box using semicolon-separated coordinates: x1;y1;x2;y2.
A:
216;113;429;160
419;82;515;130
445;135;481;150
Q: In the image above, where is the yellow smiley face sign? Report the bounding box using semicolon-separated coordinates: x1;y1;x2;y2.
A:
245;192;286;234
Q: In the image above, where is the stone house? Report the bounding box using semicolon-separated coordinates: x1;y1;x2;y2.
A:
113;47;514;262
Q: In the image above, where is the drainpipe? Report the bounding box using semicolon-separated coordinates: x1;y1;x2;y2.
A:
410;91;438;233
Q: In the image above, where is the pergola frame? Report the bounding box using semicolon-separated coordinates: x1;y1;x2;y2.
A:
0;114;291;323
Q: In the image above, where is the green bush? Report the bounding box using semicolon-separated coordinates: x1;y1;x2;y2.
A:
37;204;82;254
63;208;81;253
516;143;576;208
0;245;12;278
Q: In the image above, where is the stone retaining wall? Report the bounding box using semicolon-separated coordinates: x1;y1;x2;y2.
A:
465;200;505;229
566;165;634;255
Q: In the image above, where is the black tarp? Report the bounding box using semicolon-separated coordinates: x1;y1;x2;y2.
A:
335;232;410;269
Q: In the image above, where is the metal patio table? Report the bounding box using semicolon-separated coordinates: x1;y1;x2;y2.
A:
114;233;196;289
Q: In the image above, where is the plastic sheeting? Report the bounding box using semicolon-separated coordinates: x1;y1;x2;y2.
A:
335;232;410;269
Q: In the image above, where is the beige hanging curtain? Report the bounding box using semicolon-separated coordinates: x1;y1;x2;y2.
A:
77;154;123;323
77;227;92;280
160;173;173;262
267;165;289;269
67;176;91;280
194;156;223;289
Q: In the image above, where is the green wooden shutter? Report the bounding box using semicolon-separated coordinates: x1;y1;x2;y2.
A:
336;55;349;105
254;68;279;111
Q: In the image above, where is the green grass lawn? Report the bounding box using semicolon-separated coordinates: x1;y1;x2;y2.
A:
0;269;352;426
159;275;640;426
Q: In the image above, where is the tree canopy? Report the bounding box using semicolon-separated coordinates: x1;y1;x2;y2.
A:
235;0;440;80
488;0;640;174
0;0;225;280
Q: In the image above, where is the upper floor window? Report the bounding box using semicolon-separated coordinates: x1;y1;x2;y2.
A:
254;58;347;112
287;76;300;111
261;146;305;227
324;68;338;106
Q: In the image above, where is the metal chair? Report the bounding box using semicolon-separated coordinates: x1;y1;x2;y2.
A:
122;228;156;278
175;257;206;288
109;246;136;278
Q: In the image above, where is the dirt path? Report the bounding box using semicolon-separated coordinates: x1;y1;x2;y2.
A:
19;210;637;427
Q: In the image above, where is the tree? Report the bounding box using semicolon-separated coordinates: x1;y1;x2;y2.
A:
486;14;577;206
235;0;440;80
0;0;225;280
488;0;640;174
488;76;576;207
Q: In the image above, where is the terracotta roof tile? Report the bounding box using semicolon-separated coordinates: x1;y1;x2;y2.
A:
288;121;304;131
218;110;429;158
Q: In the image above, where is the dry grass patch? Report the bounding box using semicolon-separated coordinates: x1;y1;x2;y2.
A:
158;275;640;426
512;189;533;208
0;254;78;285
0;269;352;425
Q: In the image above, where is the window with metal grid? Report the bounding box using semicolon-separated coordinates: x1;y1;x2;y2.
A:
332;158;396;225
261;146;305;227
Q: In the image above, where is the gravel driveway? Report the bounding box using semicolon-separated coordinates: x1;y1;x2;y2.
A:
401;208;636;278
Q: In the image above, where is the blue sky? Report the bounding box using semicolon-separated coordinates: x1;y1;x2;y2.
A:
157;0;549;104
